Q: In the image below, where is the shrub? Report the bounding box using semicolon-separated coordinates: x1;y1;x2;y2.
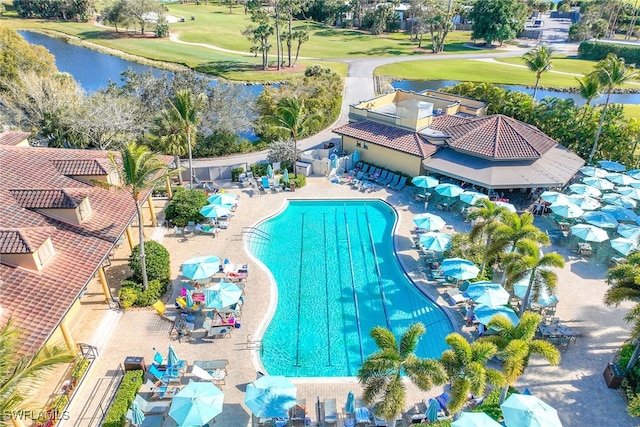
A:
71;357;90;381
103;370;144;427
250;163;270;178
129;240;171;284
119;279;167;307
231;167;245;182
472;388;506;421
292;174;306;188
164;188;208;227
118;285;138;308
578;40;640;63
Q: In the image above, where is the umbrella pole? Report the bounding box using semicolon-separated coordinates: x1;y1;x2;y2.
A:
316;396;322;426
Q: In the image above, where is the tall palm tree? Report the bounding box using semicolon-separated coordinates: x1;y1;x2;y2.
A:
358;323;447;425
492;212;549;255
468;199;510;273
482;312;561;403
587;53;638;165
0;320;75;424
440;333;505;415
503;239;565;318
522;45;555;100
96;143;180;290
164;90;208;188
149;108;189;185
576;74;601;107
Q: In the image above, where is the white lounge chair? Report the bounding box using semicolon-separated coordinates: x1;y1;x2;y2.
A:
324;398;338;425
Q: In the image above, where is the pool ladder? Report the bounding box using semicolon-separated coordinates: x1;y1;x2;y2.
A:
238;227;271;242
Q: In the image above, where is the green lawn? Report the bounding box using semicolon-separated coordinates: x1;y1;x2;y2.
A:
624;104;640;120
494;55;599;75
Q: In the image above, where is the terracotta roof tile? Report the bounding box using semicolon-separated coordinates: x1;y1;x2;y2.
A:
429;115;471;131
51;159;109;176
0;228;55;254
0;131;30;146
10;189;82;209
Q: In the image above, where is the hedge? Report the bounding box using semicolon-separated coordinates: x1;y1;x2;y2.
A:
103;370;144;427
164;188;209;227
118;279;167;308
578;41;640;63
280;174;307;188
129;240;171;284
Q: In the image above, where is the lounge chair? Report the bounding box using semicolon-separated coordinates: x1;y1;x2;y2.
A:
393;176;407;191
355;407;371;425
387;174;400;188
368;168;381;180
351;171;364;186
133;393;172;415
380;173;395;186
324;398;338;425
261;176;271;193
361;164;370;174
373;170;388;183
289;399;307;422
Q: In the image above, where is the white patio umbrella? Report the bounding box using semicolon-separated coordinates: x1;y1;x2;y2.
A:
580;165;608;177
494;200;517;213
617;186;640;201
568;183;602;198
570;224;609;242
611;237;638;256
606;173;640;186
550;202;584;219
540;191;569;204
567;195;601;211
582;176;615;191
602;193;637;209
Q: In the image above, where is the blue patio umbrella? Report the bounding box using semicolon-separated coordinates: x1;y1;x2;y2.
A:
567;195;601;210
200;204;232;219
128;400;145;427
345;391;355;415
500;394;562;427
203;281;242;309
419;232;452;252
628;169;640;179
440;258;480;281
617;186;640;200
580;165;608;177
598;160;626;172
513;275;558;307
412;175;439;189
245;375;297;418
283;168;290;185
540;191;569;204
611;237;638;256
181;255;221;280
267;164;274;178
619;223;640;240
466;283;510;307
435;183;464;198
169;381;224;426
424;399;440;423
568;183;602;198
413;213;446;231
549;202;584;219
459;191;489;205
602;193;637;209
582;211;618;229
452;412;502;427
582;176;615;191
185;289;195;308
208;193;238;205
167;345;183;369
603;205;639;223
606;173;639;186
570;224;609;242
352;150;360;163
474;304;520;326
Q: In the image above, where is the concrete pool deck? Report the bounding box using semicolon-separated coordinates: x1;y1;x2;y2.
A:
63;177;636;427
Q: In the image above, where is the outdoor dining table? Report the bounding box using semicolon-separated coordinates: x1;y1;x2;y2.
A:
538;324;578;345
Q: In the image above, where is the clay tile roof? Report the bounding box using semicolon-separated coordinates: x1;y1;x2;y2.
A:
0;131;30;146
443;114;558;160
0;228;54;254
10;189;82;209
51;159;109;176
333;121;438;157
428;115;471;132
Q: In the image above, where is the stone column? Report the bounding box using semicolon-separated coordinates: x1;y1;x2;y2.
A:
125;226;135;251
147;197;157;227
97;266;112;301
59;321;76;352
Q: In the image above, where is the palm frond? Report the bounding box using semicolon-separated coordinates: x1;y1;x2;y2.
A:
528;340;561;366
399;323;424;359
404;358;447;390
370;327;397;352
470;340;498;364
447;379;471;415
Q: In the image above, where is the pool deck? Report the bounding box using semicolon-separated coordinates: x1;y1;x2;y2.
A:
63;177;636;427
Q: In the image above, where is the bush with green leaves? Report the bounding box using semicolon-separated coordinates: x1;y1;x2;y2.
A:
103;370;144;427
579;40;640;63
164;188;209;227
129;240;171;284
119;279;167;308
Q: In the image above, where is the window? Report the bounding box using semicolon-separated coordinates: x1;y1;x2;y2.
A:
37;239;55;266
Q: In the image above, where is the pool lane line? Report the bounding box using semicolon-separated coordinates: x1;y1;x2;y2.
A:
323;213;332;366
344;204;365;365
364;207;392;331
294;213;304;368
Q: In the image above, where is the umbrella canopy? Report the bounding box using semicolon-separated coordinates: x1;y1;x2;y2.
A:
435;183;464;198
440;258;480;281
203;281;242;309
580;165;608;177
466;283;510;307
267;164;274;178
570;224;609;242
459;191;489;205
128;401;145;426
192;364;214;381
599;160;626;172
200;204;232;219
501;394;562;427
617;186;640;200
452;412;502;427
627;169;640;179
345;391;355;415
568;183;602;198
619;224;640;240
602;193;637;209
185;289;195;308
245;375;297;418
606;173;639;186
582;211;619;229
208;193;238;205
611;237;638;256
181;256;221;280
540;191;569;204
582;176;615;191
549;203;584;219
419;232;452;252
474;304;520;326
352;150;360;163
167;345;182;368
169;381;224;426
413;213;446;231
494;201;517;213
283;168;290;184
424;399;440;423
566;195;601;211
412;175;439;188
513;276;558;307
602;205;639;223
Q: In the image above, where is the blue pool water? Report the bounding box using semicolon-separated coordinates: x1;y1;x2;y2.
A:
249;200;453;377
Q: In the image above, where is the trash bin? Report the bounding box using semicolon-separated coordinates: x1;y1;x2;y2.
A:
290;182;296;192
124;356;146;372
604;362;624;389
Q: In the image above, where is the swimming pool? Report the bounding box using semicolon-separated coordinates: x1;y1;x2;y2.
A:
249;200;453;377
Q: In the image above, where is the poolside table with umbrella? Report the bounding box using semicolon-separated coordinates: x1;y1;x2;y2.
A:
582;211;619;229
549;202;584;219
582;176;615;191
181;256;221;281
619;224;640;240
540;191;569;204
568;183;602;198
452;412;502;427
599;160;627;172
208;193;239;206
606;173;640;186
245;375;297;419
602;193;637;209
434;183;465;198
611;237;638;256
459;190;489;205
602;205;640;223
500;393;562;427
567;194;601;211
169;381;224;426
200;204;232;219
570;224;609;242
440;258;480;281
419;232;452;252
474;304;520;326
413;213;446;231
466;282;510;308
203;281;243;309
580;165;608;177
412;175;439;190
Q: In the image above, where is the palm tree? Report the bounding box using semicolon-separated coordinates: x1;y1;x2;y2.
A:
164;90;208;188
492;211;549;255
522;45;554;100
468;199;510;273
482;312;561;403
0;320;75;423
440;333;505;415
358;323;447;425
503;239;565;318
96;143;180;290
587;53;638;165
149;108;189;185
576;74;601;106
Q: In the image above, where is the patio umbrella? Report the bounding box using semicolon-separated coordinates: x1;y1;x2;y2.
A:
602;193;637;209
192;364;214;381
185;289;195;308
606;173;639;186
167;345;182;369
345;391;355;415
568;183;602;198
203;281;242;309
494;200;517;213
602;205;639;223
580;165;608;177
567;195;601;211
474;304;520;326
424;399;440;423
549;202;584;219
128;400;145;427
466;283;510;307
352;150;360;163
181;256;221;280
208;193;238;205
619;224;640;240
598;160;626;172
513;275;558;307
500;394;562;427
413;213;446;231
617;186;640;200
169;381;224;426
419;232;452;252
540;191;569;204
283;168;290;185
245;375;297;418
459;191;489;205
582;176;615;191
582;211;618;229
412;175;439;189
330;153;339;169
627;169;640;179
435;183;464;198
570;224;609;242
611;237;638;256
267;164;274;178
452;412;502;427
440;258;480;281
200;204;232;219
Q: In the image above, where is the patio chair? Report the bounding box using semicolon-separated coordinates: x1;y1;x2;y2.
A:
393;176;407;191
133;394;172;415
261;176;271;193
355;407;372;425
380;173;395;186
351;171;365;186
324;398;338;425
374;170;388;183
361;164;370;174
387;174;400;188
368;168;381;180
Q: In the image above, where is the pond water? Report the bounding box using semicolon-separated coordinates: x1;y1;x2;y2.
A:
391;79;640;106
